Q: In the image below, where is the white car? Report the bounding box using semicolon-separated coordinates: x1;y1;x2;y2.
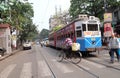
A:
23;42;31;50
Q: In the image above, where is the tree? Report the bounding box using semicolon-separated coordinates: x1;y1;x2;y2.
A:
10;1;34;29
9;1;36;44
0;0;10;22
69;0;120;20
52;25;63;32
0;0;38;45
50;10;71;33
19;22;39;43
39;29;49;40
69;0;87;19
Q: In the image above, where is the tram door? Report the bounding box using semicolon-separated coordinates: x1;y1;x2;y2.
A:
75;21;85;51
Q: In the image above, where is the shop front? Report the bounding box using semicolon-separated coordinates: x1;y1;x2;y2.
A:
0;24;11;54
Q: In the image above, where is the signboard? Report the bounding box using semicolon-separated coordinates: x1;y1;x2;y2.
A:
84;31;100;37
104;13;112;22
104;23;112;37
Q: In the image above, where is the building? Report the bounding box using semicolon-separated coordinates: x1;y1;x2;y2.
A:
49;17;58;31
0;24;11;53
112;7;120;25
112;7;120;34
49;13;71;31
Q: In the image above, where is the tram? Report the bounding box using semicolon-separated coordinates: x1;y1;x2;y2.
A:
49;15;102;55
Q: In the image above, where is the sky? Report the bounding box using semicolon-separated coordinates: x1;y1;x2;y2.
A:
28;0;70;32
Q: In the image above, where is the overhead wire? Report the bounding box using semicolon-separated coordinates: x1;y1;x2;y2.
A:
41;0;49;23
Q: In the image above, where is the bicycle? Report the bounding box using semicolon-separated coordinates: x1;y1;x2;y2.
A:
56;49;82;64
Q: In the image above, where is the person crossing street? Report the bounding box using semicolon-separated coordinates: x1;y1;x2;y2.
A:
108;33;119;63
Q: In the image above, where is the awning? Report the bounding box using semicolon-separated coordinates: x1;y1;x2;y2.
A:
0;24;10;28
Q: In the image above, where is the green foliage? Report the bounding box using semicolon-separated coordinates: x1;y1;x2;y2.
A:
52;25;63;32
69;0;86;19
39;29;49;40
0;0;38;42
69;0;120;20
20;23;39;41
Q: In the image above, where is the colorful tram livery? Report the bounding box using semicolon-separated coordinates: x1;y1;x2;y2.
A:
49;15;102;55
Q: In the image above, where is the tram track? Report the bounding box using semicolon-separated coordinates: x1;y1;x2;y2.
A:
85;58;120;71
48;48;100;78
54;49;100;78
75;64;99;78
68;60;100;78
39;47;100;78
38;47;120;78
39;49;57;78
68;56;120;78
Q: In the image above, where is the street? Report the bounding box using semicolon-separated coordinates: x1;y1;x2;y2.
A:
0;0;120;78
0;45;120;78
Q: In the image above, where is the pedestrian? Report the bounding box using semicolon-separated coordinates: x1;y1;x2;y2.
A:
108;33;119;63
117;34;120;62
40;41;43;47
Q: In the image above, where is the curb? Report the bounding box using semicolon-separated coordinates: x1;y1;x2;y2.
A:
0;49;21;61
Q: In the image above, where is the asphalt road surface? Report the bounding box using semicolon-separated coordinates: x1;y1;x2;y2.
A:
0;45;120;78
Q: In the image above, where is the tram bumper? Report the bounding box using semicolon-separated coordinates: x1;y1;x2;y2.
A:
87;48;96;52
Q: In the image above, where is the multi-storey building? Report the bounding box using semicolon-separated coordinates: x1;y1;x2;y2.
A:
49;12;71;32
113;7;120;24
112;7;120;34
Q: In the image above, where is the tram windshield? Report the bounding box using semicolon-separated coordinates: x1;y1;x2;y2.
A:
87;24;98;31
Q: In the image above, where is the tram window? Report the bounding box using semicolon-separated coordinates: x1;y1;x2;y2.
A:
88;24;98;31
76;26;81;29
82;24;86;31
71;33;73;38
76;30;82;37
68;34;70;37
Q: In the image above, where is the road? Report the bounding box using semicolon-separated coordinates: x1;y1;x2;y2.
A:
0;45;120;78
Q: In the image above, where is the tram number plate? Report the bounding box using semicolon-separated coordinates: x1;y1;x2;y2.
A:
91;37;95;41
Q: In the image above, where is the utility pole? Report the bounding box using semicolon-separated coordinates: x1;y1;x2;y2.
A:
104;0;107;12
103;0;113;46
89;0;94;15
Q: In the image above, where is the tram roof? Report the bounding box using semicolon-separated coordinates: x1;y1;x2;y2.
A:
56;16;97;31
49;16;100;34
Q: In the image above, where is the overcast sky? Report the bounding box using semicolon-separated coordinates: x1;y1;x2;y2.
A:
28;0;70;32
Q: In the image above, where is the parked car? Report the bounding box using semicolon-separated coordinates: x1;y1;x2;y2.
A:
0;47;6;56
23;42;31;50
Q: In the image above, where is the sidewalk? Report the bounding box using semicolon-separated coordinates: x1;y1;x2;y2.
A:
0;48;21;61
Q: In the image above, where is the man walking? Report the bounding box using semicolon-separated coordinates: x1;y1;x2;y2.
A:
108;33;119;63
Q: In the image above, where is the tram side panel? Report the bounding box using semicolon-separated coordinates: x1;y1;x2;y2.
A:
76;38;86;51
49;33;56;48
